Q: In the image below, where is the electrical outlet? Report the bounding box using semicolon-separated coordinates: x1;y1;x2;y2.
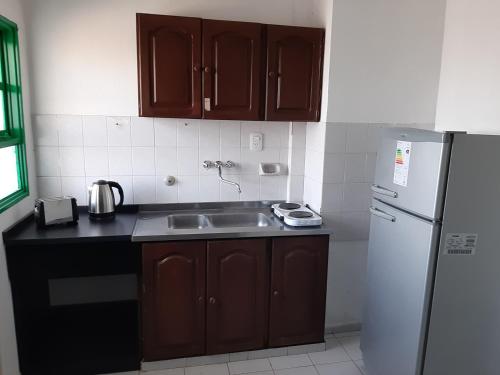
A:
250;132;263;151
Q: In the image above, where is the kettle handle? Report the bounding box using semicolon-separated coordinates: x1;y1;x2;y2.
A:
108;181;124;208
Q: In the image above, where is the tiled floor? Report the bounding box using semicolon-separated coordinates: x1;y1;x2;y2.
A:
110;332;365;375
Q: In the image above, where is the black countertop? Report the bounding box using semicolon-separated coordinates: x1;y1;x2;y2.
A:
3;207;138;246
3;202;332;247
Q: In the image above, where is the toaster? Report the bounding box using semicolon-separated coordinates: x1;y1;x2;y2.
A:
34;197;79;228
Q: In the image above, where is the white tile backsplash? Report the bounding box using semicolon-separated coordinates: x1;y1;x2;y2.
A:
154;118;177;147
109;147;133;175
58;115;83;146
132;147;155;175
34;115;299;204
60;147;85;176
131;117;154;146
84;147;109;176
107;116;131;146
33;115;59;146
83;116;107;146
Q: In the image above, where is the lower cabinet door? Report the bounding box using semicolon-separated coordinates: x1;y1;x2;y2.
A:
269;236;329;347
142;241;206;361
206;239;269;354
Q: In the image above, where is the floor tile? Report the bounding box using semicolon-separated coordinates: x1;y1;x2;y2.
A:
315;362;362;375
142;358;187;371
185;363;229;375
141;369;184;375
354;360;366;375
185;354;229;366
248;347;287;359
239;372;273;375
287;343;325;356
229;352;249;362
270;354;312;370
333;331;360;338
337;336;362;361
308;338;350;365
275;366;318;375
228;359;272;374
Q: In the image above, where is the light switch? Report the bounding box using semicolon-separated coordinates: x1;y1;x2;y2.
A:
250;132;263;151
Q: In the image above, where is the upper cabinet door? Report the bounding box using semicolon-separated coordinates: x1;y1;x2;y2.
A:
137;14;202;118
266;25;324;122
202;20;263;120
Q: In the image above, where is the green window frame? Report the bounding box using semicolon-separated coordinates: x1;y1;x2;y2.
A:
0;15;29;213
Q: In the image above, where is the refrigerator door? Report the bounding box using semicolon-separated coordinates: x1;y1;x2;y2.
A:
373;128;451;220
424;134;500;375
361;199;440;375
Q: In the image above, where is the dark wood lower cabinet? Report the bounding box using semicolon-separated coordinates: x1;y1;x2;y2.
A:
142;235;329;361
269;236;329;347
206;239;269;354
142;241;206;361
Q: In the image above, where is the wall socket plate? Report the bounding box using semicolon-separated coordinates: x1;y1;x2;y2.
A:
250;132;263;151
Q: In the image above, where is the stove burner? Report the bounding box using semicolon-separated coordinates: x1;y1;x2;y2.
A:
289;211;313;218
279;203;301;210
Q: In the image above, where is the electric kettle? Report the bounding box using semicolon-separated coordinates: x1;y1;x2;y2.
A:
88;180;124;219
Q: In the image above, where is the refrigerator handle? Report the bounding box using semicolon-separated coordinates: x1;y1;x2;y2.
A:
369;206;396;222
371;184;398;198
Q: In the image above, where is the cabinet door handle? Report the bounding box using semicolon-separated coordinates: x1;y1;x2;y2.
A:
268;71;275;78
209;297;216;304
273;290;279;297
198;296;203;303
204;66;210;73
193;65;200;72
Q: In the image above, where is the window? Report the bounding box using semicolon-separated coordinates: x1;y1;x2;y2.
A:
0;15;28;213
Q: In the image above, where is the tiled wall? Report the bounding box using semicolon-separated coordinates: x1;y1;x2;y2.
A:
33;115;298;205
304;122;385;241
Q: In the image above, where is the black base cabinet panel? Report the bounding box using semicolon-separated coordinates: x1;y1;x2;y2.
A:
6;242;141;375
141;235;329;361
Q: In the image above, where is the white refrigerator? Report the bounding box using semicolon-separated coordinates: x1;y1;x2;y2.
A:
361;128;500;375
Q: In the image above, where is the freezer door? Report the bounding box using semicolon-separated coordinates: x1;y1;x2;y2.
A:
373;128;450;220
361;199;440;375
424;134;500;375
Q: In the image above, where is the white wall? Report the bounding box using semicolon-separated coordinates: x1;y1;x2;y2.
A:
0;1;37;374
435;0;500;133
25;0;327;116
323;0;446;124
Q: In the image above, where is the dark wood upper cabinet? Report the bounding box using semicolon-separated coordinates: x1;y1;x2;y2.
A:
269;236;329;347
202;20;263;120
266;25;324;122
142;242;206;361
206;239;269;354
137;14;202;118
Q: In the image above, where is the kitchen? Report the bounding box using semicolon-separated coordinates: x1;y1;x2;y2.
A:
0;0;498;374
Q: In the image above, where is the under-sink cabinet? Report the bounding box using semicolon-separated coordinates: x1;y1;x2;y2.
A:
141;235;329;362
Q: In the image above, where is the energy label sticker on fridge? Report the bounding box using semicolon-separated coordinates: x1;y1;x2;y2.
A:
393;141;412;187
444;233;478;255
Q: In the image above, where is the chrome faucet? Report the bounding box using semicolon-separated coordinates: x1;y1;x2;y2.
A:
203;160;242;194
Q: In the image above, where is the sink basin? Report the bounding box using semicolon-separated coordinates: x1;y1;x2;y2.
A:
206;213;273;228
166;214;209;229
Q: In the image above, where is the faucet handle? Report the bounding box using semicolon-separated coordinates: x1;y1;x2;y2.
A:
202;160;214;169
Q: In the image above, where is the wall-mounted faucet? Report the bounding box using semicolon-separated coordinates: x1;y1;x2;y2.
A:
202;160;242;194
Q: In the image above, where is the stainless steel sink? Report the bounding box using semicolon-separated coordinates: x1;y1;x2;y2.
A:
166;214;209;229
206;213;273;228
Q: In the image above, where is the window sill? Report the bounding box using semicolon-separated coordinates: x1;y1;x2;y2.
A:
0;188;29;214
